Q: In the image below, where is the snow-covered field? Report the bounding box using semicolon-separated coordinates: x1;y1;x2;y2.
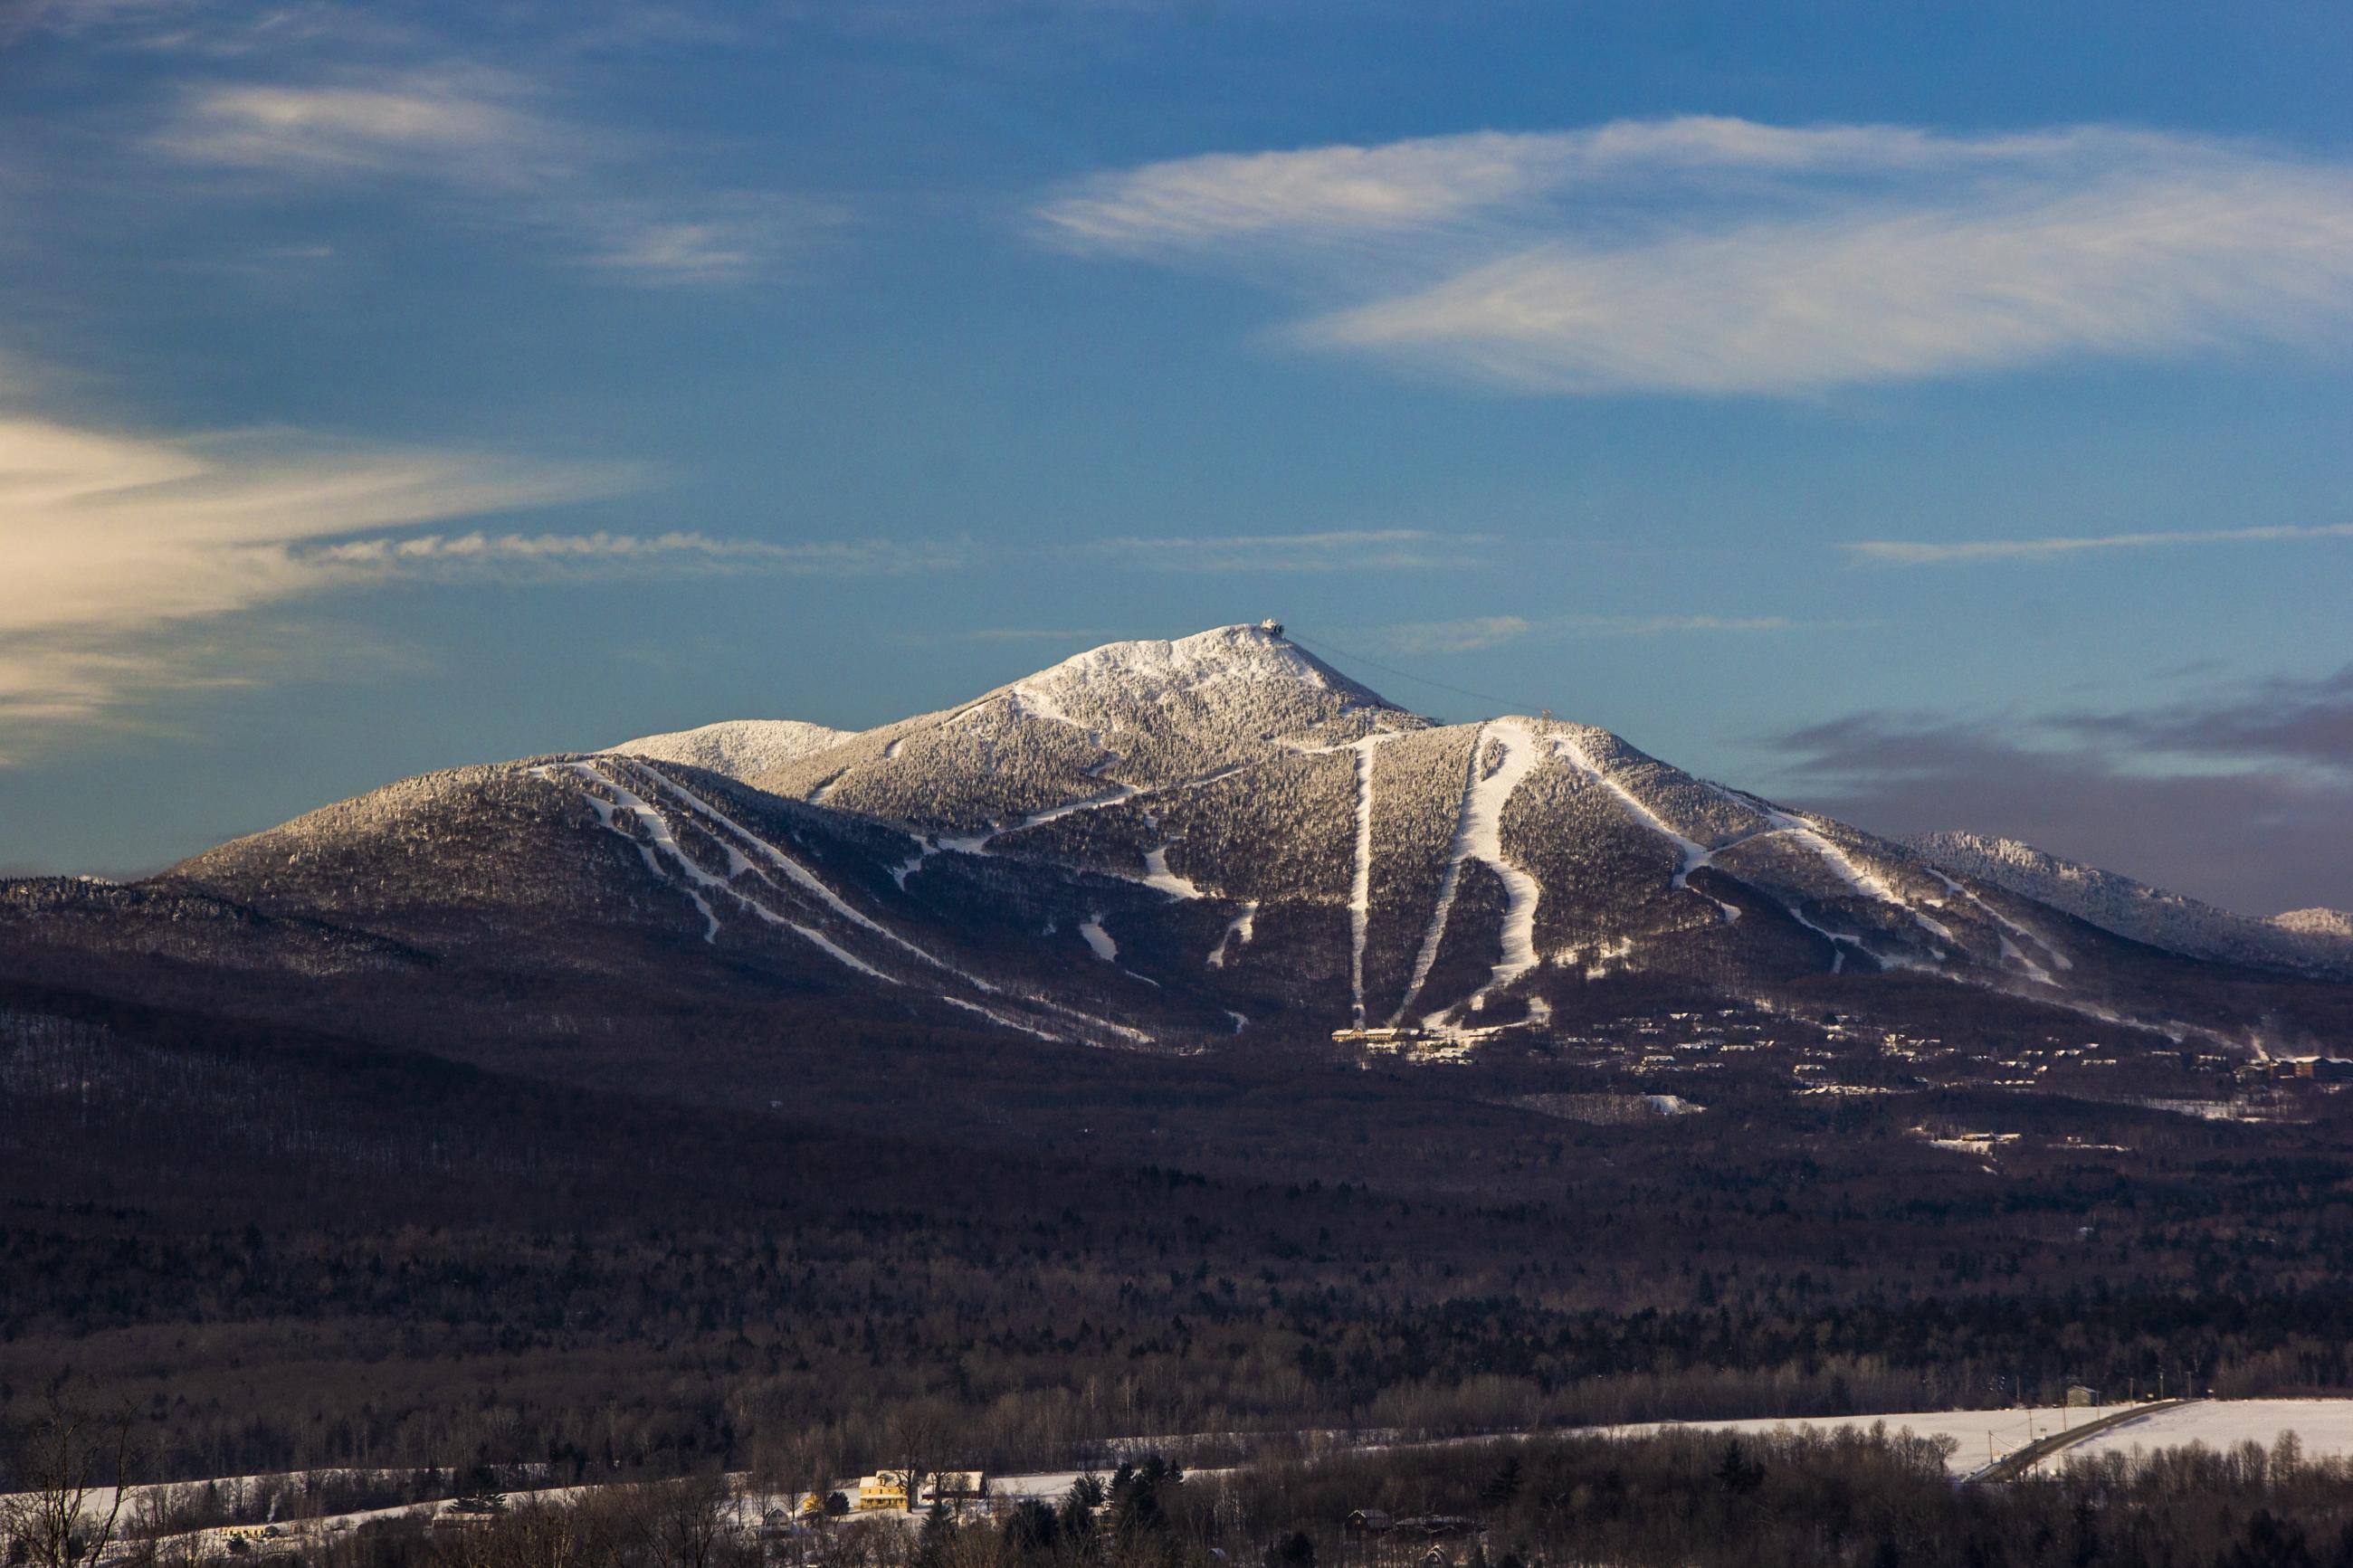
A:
2064;1400;2353;1462
28;1400;2353;1560
1612;1399;2353;1476
1608;1405;2137;1476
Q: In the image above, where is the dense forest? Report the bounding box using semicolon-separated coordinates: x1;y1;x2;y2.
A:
11;967;2353;1495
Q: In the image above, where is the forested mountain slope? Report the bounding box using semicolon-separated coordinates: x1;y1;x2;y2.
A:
5;624;2343;1062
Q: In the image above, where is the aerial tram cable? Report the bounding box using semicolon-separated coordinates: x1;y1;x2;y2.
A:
1281;629;1560;722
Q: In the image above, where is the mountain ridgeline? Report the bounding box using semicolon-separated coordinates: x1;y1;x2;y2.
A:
5;623;2348;1060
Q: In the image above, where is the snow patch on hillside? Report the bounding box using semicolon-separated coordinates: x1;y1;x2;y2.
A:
1140;846;1204;900
1206;902;1257;968
1079;917;1118;962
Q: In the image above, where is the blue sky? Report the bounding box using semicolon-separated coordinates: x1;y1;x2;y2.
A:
3;0;2350;915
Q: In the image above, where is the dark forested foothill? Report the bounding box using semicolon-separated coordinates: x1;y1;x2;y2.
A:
12;965;2353;1495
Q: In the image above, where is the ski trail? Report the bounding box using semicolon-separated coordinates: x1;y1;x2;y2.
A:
609;759;996;992
941;995;1062;1043
1000;680;1105;748
1707;785;1955;947
1777;897;1856;972
1206;902;1258;968
546;765;722;942
575;763;894;978
556;763;899;982
890;841;935;889
1392;721;1544;1025
1548;732;1743;924
1921;866;2071;981
906;766;1243;882
552;760;1153;1047
1139;847;1204;900
1346;734;1394;1027
1456;722;1546;1015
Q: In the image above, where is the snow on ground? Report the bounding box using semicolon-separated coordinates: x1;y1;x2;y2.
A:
54;1402;2353;1558
1741;798;1955;949
1920;867;2063;985
2064;1400;2353;1463
1907;831;2353;978
1139;847;1204;900
622;762;984;986
1609;1401;2353;1476
1546;732;1741;924
549;760;1157;1048
606;719;856;780
545;763;721;941
1079;917;1118;962
1345;735;1392;1027
1206;902;1257;968
1391;721;1544;1028
1609;1405;2144;1476
568;762;896;983
1451;721;1546;1018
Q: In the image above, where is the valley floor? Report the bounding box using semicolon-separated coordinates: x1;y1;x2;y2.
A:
30;1397;2353;1551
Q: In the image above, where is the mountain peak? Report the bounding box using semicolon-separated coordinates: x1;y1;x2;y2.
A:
1014;622;1403;717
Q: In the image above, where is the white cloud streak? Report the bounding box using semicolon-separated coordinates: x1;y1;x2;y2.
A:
157;74;564;176
1851;520;2353;565
1373;613;1819;654
154;68;832;285
1088;528;1478;572
1042;117;2353;394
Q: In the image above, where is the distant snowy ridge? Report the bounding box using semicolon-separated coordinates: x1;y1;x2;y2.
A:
2275;908;2353;940
1904;831;2353;979
605;718;858;781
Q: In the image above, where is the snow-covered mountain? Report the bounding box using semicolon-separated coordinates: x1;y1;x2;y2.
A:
605;717;857;780
7;624;2341;1057
1902;831;2353;981
750;622;1417;831
2275;908;2353;941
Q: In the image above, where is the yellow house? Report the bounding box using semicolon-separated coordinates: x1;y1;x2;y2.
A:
853;1471;910;1511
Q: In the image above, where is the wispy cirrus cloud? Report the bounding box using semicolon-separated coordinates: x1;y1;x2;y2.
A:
153;66;836;285
1850;520;2353;565
1088;528;1479;572
301;529;966;575
156;72;564;176
1040;117;2353;395
1372;612;1827;654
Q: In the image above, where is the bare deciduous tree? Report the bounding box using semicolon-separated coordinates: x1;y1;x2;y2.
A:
0;1397;137;1568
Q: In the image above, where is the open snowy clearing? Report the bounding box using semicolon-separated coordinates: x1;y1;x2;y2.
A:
33;1402;2353;1558
2063;1400;2353;1463
1608;1399;2353;1476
